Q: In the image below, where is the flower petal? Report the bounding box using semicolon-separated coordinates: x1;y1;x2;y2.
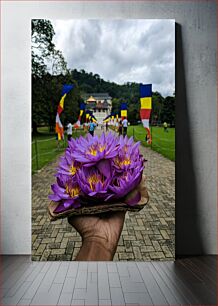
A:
124;189;141;206
96;159;112;178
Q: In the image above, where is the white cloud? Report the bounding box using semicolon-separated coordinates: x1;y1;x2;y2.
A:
52;19;175;97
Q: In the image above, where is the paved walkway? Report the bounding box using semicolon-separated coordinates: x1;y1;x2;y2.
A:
32;128;175;261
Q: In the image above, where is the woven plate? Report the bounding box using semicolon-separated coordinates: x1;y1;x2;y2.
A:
48;177;149;221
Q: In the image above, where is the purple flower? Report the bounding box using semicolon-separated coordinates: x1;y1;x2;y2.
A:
113;136;144;172
56;148;80;178
76;166;113;200
48;133;146;212
71;132;119;166
109;164;144;200
48;175;81;213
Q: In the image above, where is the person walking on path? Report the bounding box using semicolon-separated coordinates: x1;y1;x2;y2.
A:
66;122;73;141
88;120;96;136
122;117;128;136
163;122;168;132
118;120;123;136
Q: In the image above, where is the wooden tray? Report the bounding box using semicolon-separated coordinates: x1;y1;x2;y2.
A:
48;177;149;221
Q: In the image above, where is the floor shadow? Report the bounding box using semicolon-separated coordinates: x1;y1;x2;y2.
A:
175;23;205;256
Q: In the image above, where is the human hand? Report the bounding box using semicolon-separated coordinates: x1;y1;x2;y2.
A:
68;211;126;261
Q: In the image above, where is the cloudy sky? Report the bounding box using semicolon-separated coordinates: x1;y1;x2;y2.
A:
51;19;175;97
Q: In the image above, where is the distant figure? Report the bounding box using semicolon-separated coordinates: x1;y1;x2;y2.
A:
118;120;123;136
115;121;119;132
89;120;96;136
67;122;73;140
106;122;109;132
122;117;128;136
84;122;89;131
163;122;168;132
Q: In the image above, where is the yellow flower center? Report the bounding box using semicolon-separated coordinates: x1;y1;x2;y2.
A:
88;174;104;191
87;146;97;156
69;164;77;175
114;156;131;167
122;158;131;165
66;185;80;198
98;145;106;152
87;143;106;156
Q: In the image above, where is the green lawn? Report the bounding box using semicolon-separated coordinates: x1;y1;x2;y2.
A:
127;125;175;161
32;127;86;174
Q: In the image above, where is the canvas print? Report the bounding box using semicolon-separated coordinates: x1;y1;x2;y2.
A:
32;19;175;261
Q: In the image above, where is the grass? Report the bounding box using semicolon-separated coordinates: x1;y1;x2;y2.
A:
32;126;86;174
127;125;175;161
32;125;175;174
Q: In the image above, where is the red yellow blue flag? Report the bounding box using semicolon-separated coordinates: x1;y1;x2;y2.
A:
56;84;74;140
74;102;86;128
140;84;152;144
120;102;127;119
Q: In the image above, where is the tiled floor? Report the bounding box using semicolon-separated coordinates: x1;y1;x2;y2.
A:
1;256;216;305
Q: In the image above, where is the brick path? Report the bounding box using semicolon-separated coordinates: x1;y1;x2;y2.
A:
32;128;175;261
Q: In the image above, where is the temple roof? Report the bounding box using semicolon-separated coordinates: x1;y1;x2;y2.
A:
86;95;96;102
83;93;112;101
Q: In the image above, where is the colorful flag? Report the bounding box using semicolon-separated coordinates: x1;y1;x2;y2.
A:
85;110;97;124
140;84;152;144
91;113;97;123
103;114;112;123
120;102;127;120
57;94;67;115
57;84;74;115
74;102;86;128
56;113;64;141
56;84;74;140
86;113;89;122
62;84;74;96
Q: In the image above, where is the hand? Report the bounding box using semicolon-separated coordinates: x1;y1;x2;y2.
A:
68;211;126;261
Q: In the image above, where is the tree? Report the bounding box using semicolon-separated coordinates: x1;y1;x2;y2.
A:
152;92;164;124
32;19;69;134
127;103;140;124
48;49;68;76
161;96;175;126
66;68;175;126
32;19;55;78
112;98;122;114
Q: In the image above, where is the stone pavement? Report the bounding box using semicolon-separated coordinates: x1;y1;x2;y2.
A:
32;128;175;261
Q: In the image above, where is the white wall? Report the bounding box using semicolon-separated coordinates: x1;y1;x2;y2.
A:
1;1;217;255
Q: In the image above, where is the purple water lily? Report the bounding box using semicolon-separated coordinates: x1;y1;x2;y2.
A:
48;175;81;212
71;132;119;166
56;148;80;178
109;165;144;201
76;166;113;200
113;136;144;172
49;132;146;212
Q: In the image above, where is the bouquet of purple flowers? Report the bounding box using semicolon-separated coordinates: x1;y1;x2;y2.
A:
48;132;149;220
